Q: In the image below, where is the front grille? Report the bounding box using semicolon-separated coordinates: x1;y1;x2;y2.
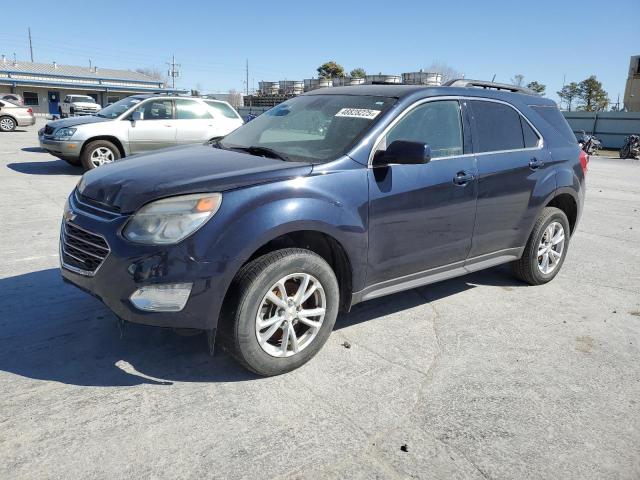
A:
44;125;54;135
61;222;110;275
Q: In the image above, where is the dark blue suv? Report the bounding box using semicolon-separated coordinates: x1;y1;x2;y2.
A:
60;81;586;376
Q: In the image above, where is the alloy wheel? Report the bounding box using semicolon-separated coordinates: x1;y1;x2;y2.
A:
90;147;115;167
0;117;15;131
537;221;565;275
255;273;326;358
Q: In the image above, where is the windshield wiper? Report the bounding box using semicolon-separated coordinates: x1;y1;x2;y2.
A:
233;146;290;161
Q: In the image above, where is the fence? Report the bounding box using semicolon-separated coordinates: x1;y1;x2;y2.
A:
562;111;640;149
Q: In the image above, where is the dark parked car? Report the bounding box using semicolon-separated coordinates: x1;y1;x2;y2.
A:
60;80;586;376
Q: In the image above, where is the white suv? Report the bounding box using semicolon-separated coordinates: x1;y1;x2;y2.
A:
39;95;244;170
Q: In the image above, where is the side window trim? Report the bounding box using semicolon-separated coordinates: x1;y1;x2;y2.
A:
468;98;543;156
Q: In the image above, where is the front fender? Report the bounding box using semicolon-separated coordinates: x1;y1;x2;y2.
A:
191;161;369;327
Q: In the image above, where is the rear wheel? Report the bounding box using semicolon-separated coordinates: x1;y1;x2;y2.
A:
619;146;630;159
512;207;570;285
223;248;339;376
81;140;120;171
0;116;16;132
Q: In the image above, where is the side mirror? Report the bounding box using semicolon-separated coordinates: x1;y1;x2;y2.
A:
131;111;143;123
372;140;432;167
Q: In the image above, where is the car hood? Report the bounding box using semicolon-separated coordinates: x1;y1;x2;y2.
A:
46;115;111;129
78;144;313;213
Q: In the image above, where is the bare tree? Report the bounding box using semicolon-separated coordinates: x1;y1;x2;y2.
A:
135;67;168;87
227;89;243;108
511;74;525;87
426;61;464;84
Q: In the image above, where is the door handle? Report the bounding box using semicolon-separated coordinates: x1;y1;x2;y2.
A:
529;157;544;169
453;171;475;186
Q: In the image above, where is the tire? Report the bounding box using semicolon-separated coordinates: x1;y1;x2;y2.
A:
70;107;75;117
0;116;16;132
512;207;570;285
80;140;120;171
223;248;339;376
619;146;629;159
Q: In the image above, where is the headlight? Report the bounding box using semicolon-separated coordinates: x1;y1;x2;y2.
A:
54;127;76;140
123;193;222;245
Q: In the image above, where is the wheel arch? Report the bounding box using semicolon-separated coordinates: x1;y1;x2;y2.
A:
80;136;126;159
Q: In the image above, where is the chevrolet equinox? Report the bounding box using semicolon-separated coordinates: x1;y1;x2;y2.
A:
60;80;586;376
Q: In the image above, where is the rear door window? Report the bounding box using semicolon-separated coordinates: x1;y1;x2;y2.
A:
176;99;213;120
530;105;576;143
470;100;524;152
521;117;540;148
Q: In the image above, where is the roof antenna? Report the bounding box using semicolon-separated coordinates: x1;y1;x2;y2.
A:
491;74;496;82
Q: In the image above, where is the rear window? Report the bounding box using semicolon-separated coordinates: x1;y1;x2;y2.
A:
205;101;240;119
470;100;524;152
530;105;576;143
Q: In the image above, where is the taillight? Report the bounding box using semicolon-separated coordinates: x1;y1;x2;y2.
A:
579;149;588;174
27;108;33;114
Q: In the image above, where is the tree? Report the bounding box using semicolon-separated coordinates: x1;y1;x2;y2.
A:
135;67;168;87
227;89;243;108
526;81;546;95
427;61;463;84
557;82;580;111
577;75;609;112
511;74;525;87
317;61;345;79
350;68;366;78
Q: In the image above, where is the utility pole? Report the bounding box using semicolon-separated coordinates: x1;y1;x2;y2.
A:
28;27;33;62
245;59;249;96
166;54;181;89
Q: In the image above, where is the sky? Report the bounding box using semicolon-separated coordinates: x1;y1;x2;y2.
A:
1;0;638;105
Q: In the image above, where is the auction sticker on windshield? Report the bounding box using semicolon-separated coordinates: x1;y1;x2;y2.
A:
335;108;381;119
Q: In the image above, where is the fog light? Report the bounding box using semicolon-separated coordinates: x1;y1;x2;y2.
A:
130;283;193;312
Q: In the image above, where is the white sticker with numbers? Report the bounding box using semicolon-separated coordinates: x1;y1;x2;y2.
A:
335;108;381;119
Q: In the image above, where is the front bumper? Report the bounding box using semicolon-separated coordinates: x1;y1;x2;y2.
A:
39;134;82;159
59;193;227;330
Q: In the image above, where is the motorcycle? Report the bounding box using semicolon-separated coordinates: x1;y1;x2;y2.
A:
578;130;602;155
619;134;640;160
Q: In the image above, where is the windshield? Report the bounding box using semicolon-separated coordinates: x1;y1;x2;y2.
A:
220;94;397;162
96;96;144;119
72;96;96;103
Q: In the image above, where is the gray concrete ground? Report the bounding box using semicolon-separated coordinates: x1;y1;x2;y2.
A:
0;120;639;480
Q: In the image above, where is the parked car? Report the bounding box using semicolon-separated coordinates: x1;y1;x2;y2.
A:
60;81;586;376
0;99;35;131
0;93;24;105
39;94;244;170
59;95;101;118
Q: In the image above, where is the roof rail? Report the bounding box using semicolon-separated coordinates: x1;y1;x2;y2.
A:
443;78;538;95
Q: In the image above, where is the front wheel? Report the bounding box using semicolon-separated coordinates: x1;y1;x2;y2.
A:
512;207;570;285
81;140;120;171
224;248;339;376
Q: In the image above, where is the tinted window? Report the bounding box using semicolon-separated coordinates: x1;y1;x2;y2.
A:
205;100;239;119
176;99;212;120
133;100;173;120
530;105;576;143
384;100;463;158
470;101;524;152
23;92;39;106
521;117;539;148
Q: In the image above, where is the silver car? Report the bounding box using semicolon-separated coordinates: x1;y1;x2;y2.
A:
39;94;244;170
0;99;36;132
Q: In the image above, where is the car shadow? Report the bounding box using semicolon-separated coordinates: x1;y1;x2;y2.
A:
7;160;80;175
0;266;524;387
21;147;46;153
